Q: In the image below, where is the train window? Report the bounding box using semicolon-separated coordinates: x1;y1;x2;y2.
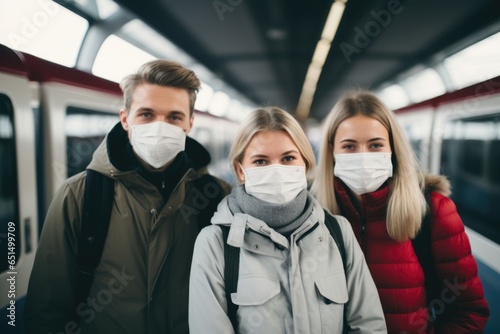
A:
208;91;231;117
459;140;485;177
0;94;20;273
190;126;214;159
63;0;119;19
66;107;119;177
444;31;500;90
403;68;446;103
441;116;500;244
92;35;156;83
0;0;88;67
376;84;409;110
489;140;500;186
195;82;214;112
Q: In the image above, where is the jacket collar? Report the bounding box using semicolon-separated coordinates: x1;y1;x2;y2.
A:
334;177;390;221
87;122;211;178
212;195;325;250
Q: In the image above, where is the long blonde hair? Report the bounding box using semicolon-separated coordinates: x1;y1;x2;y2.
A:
310;90;426;242
229;107;316;182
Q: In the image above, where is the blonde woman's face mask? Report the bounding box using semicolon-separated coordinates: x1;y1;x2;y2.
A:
236;130;307;203
332;115;393;195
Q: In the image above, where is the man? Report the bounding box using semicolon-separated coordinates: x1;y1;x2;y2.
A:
25;60;231;333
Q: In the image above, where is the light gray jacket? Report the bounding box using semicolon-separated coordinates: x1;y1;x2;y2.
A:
189;196;387;334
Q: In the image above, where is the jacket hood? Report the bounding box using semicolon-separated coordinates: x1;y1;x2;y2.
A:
87;122;211;175
211;197;235;227
423;173;451;197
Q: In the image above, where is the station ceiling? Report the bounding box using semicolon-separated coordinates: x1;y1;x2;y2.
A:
115;0;500;121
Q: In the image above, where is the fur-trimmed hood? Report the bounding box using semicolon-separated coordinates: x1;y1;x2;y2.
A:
424;173;451;197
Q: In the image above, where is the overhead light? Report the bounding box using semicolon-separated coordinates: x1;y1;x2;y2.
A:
296;0;347;122
321;1;346;41
312;39;331;66
267;28;288;40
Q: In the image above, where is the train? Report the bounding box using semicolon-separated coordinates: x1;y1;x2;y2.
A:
1;40;499;332
395;75;500;333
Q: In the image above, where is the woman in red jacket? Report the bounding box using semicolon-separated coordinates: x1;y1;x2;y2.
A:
311;90;490;333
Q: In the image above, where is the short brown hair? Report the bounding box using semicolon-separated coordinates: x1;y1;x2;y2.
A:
120;60;200;115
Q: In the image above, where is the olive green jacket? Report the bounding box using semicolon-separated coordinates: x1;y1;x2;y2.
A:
25;124;230;334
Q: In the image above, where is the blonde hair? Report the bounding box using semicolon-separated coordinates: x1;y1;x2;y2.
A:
229;107;316;181
310;90;426;242
120;60;200;115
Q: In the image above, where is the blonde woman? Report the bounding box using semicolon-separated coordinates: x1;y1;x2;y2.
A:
311;90;489;333
189;107;386;333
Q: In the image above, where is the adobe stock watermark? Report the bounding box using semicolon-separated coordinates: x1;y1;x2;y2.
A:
50;267;135;334
401;277;467;334
7;0;60;49
212;0;243;22
339;0;409;64
179;179;224;224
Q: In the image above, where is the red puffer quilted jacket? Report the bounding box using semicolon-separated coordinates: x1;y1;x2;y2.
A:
334;175;489;333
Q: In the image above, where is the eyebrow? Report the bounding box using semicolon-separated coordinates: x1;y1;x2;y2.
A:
249;154;269;159
136;108;188;116
137;107;154;112
339;137;386;143
248;150;299;159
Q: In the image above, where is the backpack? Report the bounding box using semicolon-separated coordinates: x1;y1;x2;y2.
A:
411;189;440;319
75;169;224;317
219;209;348;332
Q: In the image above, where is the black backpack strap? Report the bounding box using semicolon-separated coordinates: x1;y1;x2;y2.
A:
324;210;347;275
323;209;348;333
220;225;240;331
191;174;226;231
75;170;114;313
412;189;440;319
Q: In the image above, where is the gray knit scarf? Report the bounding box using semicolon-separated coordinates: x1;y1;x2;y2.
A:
227;185;313;237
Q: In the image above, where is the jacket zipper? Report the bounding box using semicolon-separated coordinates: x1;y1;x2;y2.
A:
146;208;159;334
360;217;367;251
344;195;367;251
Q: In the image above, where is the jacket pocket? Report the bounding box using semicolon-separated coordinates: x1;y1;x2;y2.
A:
231;276;280;306
315;273;348;305
315;273;348;333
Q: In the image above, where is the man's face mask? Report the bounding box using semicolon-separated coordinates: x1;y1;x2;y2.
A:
129;121;186;169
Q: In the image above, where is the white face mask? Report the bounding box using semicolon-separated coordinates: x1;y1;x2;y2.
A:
242;164;307;204
129;121;186;169
334;152;393;195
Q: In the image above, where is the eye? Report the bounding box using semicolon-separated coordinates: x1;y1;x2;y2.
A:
253;159;267;165
140;112;153;119
370;142;384;150
170;114;182;121
282;155;295;162
342;144;355;150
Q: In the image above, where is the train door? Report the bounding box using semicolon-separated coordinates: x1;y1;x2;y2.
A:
0;51;38;330
39;82;121;215
432;91;500;245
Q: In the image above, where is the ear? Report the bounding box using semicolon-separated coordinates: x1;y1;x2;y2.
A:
186;113;194;134
119;109;129;131
235;162;245;184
